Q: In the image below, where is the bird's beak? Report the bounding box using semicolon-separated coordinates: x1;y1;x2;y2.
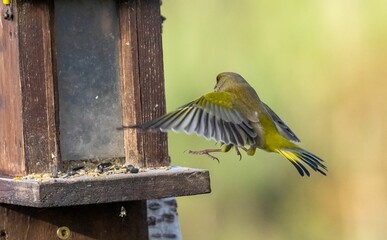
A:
214;82;220;92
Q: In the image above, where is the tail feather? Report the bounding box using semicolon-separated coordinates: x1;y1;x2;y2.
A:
278;148;327;177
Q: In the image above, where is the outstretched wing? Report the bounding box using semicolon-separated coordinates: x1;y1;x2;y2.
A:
139;92;257;147
262;102;300;143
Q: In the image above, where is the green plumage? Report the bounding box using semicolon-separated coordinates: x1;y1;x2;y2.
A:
122;72;327;177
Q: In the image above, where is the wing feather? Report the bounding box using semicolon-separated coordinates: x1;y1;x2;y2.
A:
262;102;300;143
138;92;258;146
184;107;199;133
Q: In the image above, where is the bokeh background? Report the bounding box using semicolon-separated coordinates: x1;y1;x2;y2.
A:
161;1;386;240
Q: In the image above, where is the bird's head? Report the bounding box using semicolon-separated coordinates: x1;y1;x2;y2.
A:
214;72;249;92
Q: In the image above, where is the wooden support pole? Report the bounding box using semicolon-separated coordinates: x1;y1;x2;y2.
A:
120;0;170;168
0;0;24;176
18;0;59;175
0;0;58;176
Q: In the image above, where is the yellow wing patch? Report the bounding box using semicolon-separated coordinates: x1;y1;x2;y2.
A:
200;92;234;109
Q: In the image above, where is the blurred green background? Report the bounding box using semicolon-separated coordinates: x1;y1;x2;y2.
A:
161;1;386;240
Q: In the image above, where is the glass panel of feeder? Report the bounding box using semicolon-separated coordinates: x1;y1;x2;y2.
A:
55;0;124;160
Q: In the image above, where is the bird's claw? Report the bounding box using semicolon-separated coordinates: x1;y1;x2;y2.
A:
235;147;242;161
186;150;220;163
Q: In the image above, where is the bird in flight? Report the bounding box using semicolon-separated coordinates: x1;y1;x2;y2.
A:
121;72;327;177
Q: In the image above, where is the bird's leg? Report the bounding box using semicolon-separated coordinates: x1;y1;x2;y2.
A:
187;144;233;163
222;144;233;152
240;146;257;156
187;149;221;162
235;147;242;160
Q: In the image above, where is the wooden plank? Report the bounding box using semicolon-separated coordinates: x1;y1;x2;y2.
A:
18;0;59;174
136;0;170;167
119;0;169;168
0;167;211;207
119;0;143;166
0;2;25;176
0;201;148;240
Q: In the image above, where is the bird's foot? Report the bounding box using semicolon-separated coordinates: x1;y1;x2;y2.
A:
186;149;221;163
235;147;242;161
240;146;256;156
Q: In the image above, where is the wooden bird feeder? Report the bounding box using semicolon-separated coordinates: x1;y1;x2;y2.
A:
0;0;210;238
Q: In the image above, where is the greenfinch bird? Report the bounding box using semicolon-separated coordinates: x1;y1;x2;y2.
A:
122;72;327;176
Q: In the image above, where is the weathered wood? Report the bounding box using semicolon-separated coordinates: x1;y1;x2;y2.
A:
137;0;169;167
1;0;169;173
0;167;211;208
0;0;59;176
18;0;59;174
0;201;148;240
0;2;24;176
119;0;143;166
119;0;169;168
